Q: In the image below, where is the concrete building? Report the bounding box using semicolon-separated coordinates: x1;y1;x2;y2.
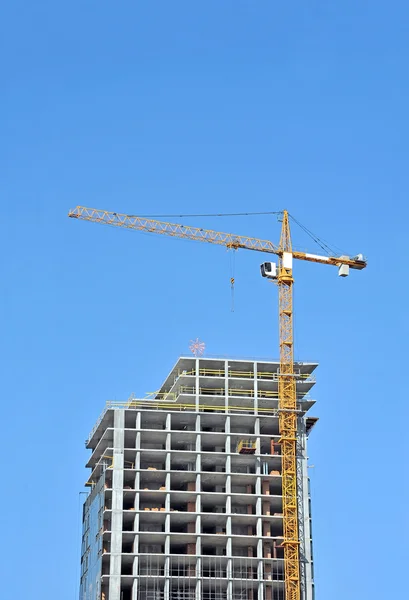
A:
79;356;317;600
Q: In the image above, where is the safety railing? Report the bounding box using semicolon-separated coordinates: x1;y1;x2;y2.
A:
228;370;254;378
177;368;226;378
237;439;257;453
87;392;176;443
86;392;312;444
130;391;177;402
178;368;315;382
102;400;288;415
257;372;315;382
86;406;109;445
178;385;311;400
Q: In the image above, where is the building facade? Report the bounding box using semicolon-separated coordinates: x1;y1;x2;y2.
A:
79;356;317;600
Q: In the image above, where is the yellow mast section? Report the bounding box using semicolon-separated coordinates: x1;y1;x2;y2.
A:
277;211;299;600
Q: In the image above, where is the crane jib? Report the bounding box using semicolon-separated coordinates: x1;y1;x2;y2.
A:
68;206;367;270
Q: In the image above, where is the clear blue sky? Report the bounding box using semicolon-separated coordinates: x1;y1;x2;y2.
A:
1;2;408;598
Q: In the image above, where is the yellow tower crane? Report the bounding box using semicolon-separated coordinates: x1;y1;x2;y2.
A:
69;205;366;600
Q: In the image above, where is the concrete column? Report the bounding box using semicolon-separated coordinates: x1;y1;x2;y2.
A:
226;556;233;600
257;538;263;559
226;451;231;496
108;409;125;600
134;478;140;511
254;361;258;414
164;554;170;576
256;430;261;456
195;358;200;411
196;557;201;600
226;514;232;536
255;455;261;476
164;557;170;600
134;512;139;534
226;488;231;516
254;417;260;436
132;554;138;575
226;533;232;563
255;476;261;496
195;415;201;475
195;431;201;452
256;516;262;538
225;415;231;434
225;359;229;413
226;472;231;495
301;426;314;600
131;578;138;600
165;512;170;533
164;535;170;600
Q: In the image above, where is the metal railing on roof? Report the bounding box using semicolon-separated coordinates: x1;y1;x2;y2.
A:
177;386;311;400
93;399;308;417
86;386;313;444
176;368;315;382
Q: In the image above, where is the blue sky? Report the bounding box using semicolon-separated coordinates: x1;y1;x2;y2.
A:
1;2;408;598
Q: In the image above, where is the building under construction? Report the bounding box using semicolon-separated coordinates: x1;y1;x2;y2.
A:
79;355;318;600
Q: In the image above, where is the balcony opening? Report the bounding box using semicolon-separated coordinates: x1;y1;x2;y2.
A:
140;462;165;471
122;517;135;532
169;543;188;555
170;502;188;512
140;522;163;532
171;462;195;472
122;540;133;553
122;497;135;510
201;464;226;473
121;561;133;575
101;587;109;600
202;545;226;556
202;504;226;514
170;521;192;533
139;543;163;553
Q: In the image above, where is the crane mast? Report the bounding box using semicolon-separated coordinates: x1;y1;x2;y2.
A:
69;205;366;600
277;212;299;600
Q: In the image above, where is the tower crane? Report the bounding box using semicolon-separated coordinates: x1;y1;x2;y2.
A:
69;205;366;600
